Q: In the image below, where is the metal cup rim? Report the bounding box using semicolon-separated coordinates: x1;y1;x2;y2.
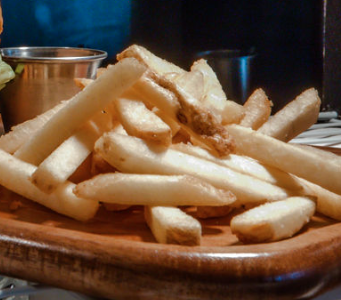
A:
195;49;257;60
0;46;108;63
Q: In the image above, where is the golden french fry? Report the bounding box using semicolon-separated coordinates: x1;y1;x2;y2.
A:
0;44;331;246
173;69;205;101
96;67;108;77
75;173;236;207
119;45;236;156
0;149;99;221
132;71;233;156
299;178;341;221
239;88;272;129
94;132;295;204
293;144;341;161
152;107;181;137
258;88;321;141
30;121;101;193
167;83;236;156
171;142;303;191
132;72;180;118
29;104;115;193
114;96;172;146
231;196;316;243
74;78;94;90
14;57;147;165
87;105;116;133
226;124;341;195
174;68;243;125
144;206;201;246
117;44;185;76
0;99;70;154
191;58;245;125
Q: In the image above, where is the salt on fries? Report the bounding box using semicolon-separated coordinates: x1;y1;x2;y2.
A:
0;44;337;246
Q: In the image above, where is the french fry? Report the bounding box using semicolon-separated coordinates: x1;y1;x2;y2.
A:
165;82;236;157
144;206;201;246
226;124;341;195
239;88;272;129
190;59;245;125
0;44;333;246
171;142;303;191
293;144;341;161
0;149;99;221
74;78;94;90
30;121;101;193
119;46;236;157
114;96;172;146
87;105;116;133
152;107;181;137
132;71;231;156
14;57;147;165
132;72;180;118
89;153;127;212
174;68;243;125
30;106;114;193
75;173;236;207
94;132;295;204
0;99;70;154
258;88;321;142
96;67;108;77
299;178;341;221
173;69;204;102
117;44;185;76
74;65;109;90
230;196;316;243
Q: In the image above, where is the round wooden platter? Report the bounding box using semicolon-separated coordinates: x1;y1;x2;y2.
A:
0;183;341;300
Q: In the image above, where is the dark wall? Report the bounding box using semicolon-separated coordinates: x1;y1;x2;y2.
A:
131;0;323;111
324;0;341;111
131;0;183;65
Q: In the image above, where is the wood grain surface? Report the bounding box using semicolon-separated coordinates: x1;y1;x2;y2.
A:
0;147;341;299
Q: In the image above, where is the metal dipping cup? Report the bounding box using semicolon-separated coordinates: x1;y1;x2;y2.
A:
0;47;107;132
195;49;256;104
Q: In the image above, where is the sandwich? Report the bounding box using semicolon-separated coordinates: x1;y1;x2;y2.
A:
0;3;15;90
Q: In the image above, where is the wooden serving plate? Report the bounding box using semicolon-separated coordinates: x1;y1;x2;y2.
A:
0;148;341;300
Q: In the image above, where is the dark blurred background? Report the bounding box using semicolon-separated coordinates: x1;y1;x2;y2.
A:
0;0;330;112
131;0;323;112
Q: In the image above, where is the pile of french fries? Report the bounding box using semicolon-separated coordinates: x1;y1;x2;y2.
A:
0;44;339;246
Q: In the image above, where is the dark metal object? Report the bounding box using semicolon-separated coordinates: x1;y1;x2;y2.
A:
323;0;341;112
195;49;256;104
